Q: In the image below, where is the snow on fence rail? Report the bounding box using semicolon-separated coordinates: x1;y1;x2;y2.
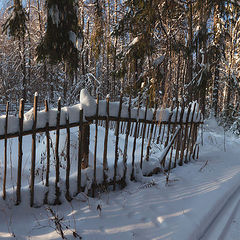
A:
0;89;203;207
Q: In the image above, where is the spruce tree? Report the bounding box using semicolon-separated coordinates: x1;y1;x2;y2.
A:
37;0;83;77
2;0;28;100
114;0;159;98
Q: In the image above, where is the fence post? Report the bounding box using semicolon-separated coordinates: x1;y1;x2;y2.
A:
45;100;50;187
113;94;123;190
164;112;174;148
77;108;83;194
179;103;191;166
168;146;174;171
16;99;24;205
173;101;179;147
65;114;71;201
192;106;200;159
30;93;38;207
186;103;196;162
54;98;61;205
3;102;9;200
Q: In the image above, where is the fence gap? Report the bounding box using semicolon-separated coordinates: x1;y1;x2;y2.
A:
160;123;165;144
162;112;173;167
92;94;99;197
3;102;9;200
130;121;134;136
174;100;185;167
145;103;157;161
146;123;150;139
122;96;131;186
113;94;123;190
173;102;179;148
153;122;158;142
156;122;162;144
44;100;50;204
103;96;110;186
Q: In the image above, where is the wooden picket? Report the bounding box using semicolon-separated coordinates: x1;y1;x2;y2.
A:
0;93;203;206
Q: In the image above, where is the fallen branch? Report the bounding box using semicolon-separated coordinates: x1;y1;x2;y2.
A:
199;160;208;172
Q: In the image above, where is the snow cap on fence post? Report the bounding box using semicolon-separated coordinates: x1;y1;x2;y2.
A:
80;89;97;118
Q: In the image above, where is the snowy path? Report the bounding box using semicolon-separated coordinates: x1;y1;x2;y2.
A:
200;183;240;239
223;197;240;240
0;119;240;240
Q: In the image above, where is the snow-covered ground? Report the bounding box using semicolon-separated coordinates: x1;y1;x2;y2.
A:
0;118;240;240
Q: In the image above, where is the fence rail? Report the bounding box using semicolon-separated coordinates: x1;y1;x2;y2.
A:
0;89;203;207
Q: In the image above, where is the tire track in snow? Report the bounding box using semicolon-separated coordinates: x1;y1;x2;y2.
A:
200;184;240;240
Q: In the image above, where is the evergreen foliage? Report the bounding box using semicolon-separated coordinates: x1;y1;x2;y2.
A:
0;0;239;129
37;0;82;75
2;0;27;39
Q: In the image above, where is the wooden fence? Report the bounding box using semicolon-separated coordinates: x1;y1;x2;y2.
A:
0;90;203;207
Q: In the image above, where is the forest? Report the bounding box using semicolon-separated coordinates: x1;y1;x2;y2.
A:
0;0;240;132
